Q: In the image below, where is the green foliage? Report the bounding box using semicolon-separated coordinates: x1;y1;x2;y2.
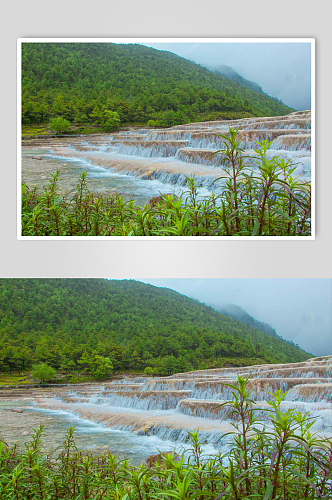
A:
49;116;71;134
0;279;311;378
89;106;121;131
0;373;30;386
32;362;56;383
101;110;120;131
1;385;331;499
210;129;311;236
21;42;294;128
92;356;113;380
21;130;311;237
144;366;155;376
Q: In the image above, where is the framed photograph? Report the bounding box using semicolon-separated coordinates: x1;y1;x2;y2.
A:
1;277;331;479
18;38;314;239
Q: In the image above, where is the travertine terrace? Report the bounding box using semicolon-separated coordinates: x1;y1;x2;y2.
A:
1;355;330;447
22;110;312;195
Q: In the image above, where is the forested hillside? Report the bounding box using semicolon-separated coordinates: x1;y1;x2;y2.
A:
0;279;310;376
21;43;294;128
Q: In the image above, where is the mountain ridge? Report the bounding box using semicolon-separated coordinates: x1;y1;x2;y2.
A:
207;64;265;95
209;303;278;339
0;279;311;375
21;42;294;128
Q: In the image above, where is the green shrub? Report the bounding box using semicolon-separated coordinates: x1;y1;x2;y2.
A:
101;110;120;131
32;363;56;383
92;356;113;380
144;366;154;376
49;116;71;134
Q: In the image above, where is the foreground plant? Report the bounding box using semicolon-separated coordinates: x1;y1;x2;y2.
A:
1;380;331;499
211;127;311;236
21;130;311;236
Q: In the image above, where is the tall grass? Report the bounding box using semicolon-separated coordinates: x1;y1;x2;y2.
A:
1;378;330;499
21;129;311;236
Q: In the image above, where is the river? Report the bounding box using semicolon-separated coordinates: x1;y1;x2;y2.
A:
1;354;330;465
21;110;311;206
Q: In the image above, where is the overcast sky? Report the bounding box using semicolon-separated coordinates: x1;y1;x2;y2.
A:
137;279;331;356
140;41;312;111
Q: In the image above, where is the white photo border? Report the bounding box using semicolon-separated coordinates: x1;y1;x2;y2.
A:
17;37;315;240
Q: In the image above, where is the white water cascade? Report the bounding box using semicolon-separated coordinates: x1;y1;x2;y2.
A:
22;110;312;203
1;355;330;456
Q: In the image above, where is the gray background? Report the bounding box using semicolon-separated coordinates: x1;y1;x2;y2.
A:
2;0;332;278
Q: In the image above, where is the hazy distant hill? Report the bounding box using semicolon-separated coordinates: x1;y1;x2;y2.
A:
208;64;265;95
211;303;278;338
21;43;294;128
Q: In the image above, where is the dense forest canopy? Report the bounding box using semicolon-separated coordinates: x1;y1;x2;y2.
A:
0;279;311;376
21;43;294;128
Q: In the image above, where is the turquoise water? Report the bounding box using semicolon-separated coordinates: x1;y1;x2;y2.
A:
22;149;214;206
0;401;183;464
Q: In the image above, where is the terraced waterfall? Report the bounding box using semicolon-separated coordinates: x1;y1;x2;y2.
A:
22;110;311;204
1;355;330;463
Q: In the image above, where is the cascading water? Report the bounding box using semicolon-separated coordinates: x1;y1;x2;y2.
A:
22;110;312;205
1;355;330;465
110;140;189;158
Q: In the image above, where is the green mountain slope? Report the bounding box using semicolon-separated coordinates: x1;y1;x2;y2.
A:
0;279;310;375
21;43;294;128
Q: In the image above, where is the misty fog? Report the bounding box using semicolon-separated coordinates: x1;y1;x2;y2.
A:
137;279;331;356
140;41;312;111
